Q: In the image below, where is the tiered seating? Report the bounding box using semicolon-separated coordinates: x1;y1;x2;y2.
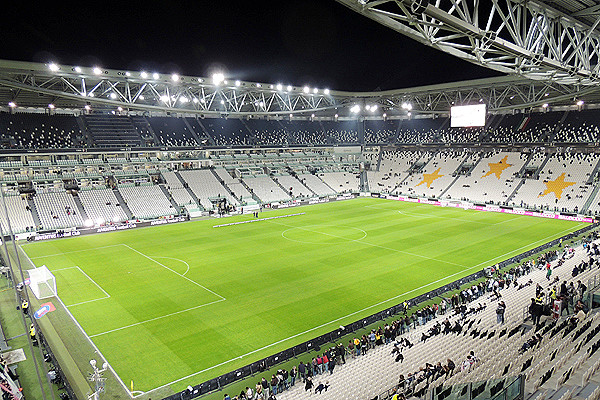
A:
161;171;195;206
0;193;35;233
202;118;251;146
78;188;128;223
396;118;443;143
444;151;528;203
367;150;423;193
0;112;80;149
213;168;253;202
243;175;291;203
118;185;175;219
148;117;198;147
247;120;289;146
400;151;467;198
321;120;360;144
84;114;142;147
34;191;84;230
273;174;313;198
554;110;600;143
318;171;360;193
511;152;599;212
364;120;399;144
439;127;484;143
178;169;237;210
297;174;336;196
280;120;327;145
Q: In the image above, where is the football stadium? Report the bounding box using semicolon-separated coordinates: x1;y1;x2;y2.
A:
2;1;600;400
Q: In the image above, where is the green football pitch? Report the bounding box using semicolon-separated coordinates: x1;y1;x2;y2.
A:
19;197;585;396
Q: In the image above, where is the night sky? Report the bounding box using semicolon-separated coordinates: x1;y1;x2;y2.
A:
2;1;501;92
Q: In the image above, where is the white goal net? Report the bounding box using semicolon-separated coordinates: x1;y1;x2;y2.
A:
27;266;56;300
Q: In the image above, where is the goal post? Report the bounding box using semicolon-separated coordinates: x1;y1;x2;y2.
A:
27;266;56;300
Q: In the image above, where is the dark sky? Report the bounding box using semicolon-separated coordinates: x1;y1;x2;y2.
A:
2;1;501;92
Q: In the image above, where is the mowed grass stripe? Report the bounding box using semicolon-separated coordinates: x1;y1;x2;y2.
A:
21;197;583;393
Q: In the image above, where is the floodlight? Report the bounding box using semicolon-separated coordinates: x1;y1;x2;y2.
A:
88;93;95;97
8;102;16;108
180;97;188;103
542;103;549;108
220;100;225;105
313;88;318;94
74;66;82;73
110;93;117;99
140;71;148;79
303;86;310;94
171;74;180;82
371;105;378;112
365;105;371;111
577;100;584;106
192;97;198;103
324;88;330;95
152;73;160;79
139;95;145;100
125;71;131;77
256;83;261;87
160;95;169;102
235;80;241;87
93;67;102;75
48;104;55;109
276;83;283;91
48;63;59;72
287;85;293;92
350;104;360;113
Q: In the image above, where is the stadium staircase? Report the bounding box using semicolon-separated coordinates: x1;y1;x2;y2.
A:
360;170;369;192
375;150;384;172
182;118;204;144
194;120;217;146
130;115;160;146
71;193;89;221
586;159;600;185
209;169;241;204
111;189;133;220
534;154;552;180
271;175;292;197
159;184;181;212
27;197;41;229
582;184;600;215
83;115;143;148
505;153;533;203
173;171;203;207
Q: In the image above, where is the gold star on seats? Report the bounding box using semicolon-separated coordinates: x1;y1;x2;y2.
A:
538;173;575;199
482;155;512;179
416;168;443;188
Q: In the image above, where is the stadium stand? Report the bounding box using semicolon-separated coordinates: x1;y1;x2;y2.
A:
0;192;35;233
0;112;80;149
267;235;600;400
117;184;175;219
78;187;128;224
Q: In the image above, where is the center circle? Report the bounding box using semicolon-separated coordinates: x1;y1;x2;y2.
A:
281;225;367;244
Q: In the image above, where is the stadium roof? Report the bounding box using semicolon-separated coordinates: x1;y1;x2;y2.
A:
336;0;600;86
0;59;599;118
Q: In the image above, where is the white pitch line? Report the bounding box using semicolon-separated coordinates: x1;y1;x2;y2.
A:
270;220;468;268
89;298;226;338
52;266;111;307
28;244;125;259
139;223;583;397
121;244;225;300
151;256;191;276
